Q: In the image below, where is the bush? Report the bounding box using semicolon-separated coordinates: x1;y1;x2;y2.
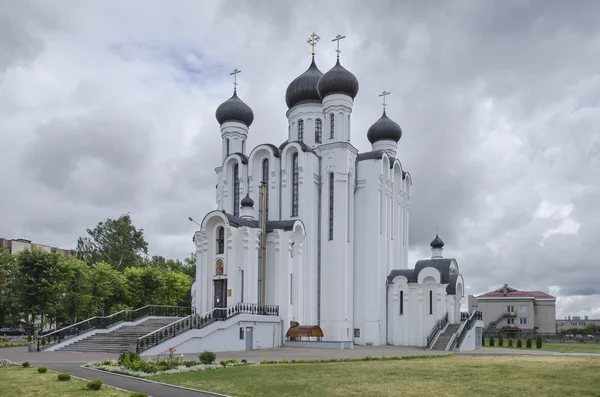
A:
57;373;71;381
482;335;485;347
199;351;216;365
37;367;48;373
22;361;30;368
87;380;102;390
498;332;504;346
241;359;247;364
98;359;115;366
183;360;198;368
129;394;148;397
536;334;543;349
118;352;140;366
508;338;513;347
489;336;495;347
517;338;523;348
526;337;532;348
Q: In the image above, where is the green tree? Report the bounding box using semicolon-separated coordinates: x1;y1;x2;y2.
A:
58;256;91;324
88;262;126;316
160;271;193;307
124;267;164;308
76;214;148;270
16;248;63;336
0;249;20;327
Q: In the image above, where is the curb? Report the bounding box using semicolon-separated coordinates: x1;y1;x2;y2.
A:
81;365;231;397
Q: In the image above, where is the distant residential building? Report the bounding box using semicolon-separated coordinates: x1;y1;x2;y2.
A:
556;316;600;333
469;284;556;334
0;238;71;257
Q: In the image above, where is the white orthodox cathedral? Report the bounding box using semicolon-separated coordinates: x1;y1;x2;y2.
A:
191;34;473;349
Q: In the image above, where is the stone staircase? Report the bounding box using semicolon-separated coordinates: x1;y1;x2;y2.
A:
430;323;461;351
57;318;180;353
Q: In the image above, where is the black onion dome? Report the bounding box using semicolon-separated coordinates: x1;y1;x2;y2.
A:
215;90;254;127
241;193;254;208
317;59;359;99
285;57;323;109
430;234;444;249
366;111;402;144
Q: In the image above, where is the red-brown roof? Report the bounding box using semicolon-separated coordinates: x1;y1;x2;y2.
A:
478;285;555;299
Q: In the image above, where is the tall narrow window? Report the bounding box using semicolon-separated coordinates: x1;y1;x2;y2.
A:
330;113;335;139
226;139;230;156
429;290;433;315
242;140;246;154
291;153;299;217
400;291;404;315
298;119;304;142
290;273;293;305
329;172;334;240
315;119;322;143
217;226;224;254
233;163;240;216
262;159;269;219
241;270;244;303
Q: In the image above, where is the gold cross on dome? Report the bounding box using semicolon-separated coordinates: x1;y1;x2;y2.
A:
307;32;320;56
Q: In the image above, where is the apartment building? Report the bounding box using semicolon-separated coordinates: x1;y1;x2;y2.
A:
0;238;71;257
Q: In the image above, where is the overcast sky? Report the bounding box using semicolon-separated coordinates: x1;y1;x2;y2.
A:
1;0;599;319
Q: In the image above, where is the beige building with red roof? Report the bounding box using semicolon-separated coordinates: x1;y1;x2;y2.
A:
468;284;556;334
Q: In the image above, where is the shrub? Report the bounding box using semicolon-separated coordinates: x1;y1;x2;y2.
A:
508;338;513;347
22;361;30;368
87;380;102;390
118;352;140;366
183;361;198;368
498;332;504;346
526;337;532;348
489;336;495;347
517;338;523;348
98;359;115;366
363;355;373;361
129;394;148;397
241;359;247;364
219;360;226;367
37;367;48;373
482;335;485;346
199;351;216;365
57;373;71;381
536;334;543;349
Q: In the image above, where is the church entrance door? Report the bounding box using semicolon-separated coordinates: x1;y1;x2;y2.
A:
213;279;227;319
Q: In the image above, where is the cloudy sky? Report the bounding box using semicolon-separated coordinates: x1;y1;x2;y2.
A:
1;0;599;319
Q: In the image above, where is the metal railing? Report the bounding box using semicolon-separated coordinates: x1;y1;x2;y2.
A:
426;311;449;348
136;303;279;353
488;312;516;329
37;305;193;351
451;310;483;350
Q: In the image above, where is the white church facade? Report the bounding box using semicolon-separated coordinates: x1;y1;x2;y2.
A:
191;34;479;350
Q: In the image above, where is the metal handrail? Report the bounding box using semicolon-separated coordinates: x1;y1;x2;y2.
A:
426;311;449;348
453;311;483;350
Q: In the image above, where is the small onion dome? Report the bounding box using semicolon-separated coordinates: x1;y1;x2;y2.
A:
366;111;402;144
430;234;444;249
215;90;254;127
317;59;359;100
285;56;323;109
241;193;254;208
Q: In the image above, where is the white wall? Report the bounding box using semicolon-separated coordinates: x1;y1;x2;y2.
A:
457;321;484;352
141;315;281;355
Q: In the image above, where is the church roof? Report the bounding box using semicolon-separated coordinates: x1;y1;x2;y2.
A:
285;56;323;109
367;111;402;144
240;194;254;208
215;90;254;127
317;59;359;100
279;140;317;154
223;212;296;232
430;234;444;249
387;258;459;295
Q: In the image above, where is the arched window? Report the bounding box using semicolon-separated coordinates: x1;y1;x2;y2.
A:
298;119;304;142
315;119;322;143
400;290;404;315
216;227;224;254
262;158;269;219
233;163;240;216
330;113;335;139
291;153;299;217
329;172;334;240
429;290;433;315
226;139;230;156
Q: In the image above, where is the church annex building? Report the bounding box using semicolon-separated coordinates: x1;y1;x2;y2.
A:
184;34;482;353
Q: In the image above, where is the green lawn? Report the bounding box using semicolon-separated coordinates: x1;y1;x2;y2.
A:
0;366;132;397
485;342;600;354
153;355;600;397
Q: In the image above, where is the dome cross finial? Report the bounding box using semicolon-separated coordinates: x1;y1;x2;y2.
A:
332;34;346;60
307;32;320;56
379;90;390;112
230;68;241;91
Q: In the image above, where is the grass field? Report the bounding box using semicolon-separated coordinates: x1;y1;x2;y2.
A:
153;355;600;397
0;366;132;397
485;341;600;354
